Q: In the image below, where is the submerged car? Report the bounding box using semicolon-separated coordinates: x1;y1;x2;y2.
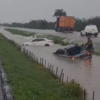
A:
22;38;54;46
53;44;94;59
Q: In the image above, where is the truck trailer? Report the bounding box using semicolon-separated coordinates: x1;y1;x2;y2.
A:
55;16;75;33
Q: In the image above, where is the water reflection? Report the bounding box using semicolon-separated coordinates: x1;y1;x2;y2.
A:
87;59;92;67
85;56;92;67
85;58;92;76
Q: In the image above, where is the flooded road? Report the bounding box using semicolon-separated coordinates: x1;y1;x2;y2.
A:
1;28;100;100
2;26;100;43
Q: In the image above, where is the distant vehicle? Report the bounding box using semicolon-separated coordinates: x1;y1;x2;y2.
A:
53;44;93;59
22;38;54;46
55;16;76;33
80;25;98;37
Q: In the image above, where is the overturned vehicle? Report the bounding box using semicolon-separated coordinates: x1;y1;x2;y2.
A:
53;44;94;59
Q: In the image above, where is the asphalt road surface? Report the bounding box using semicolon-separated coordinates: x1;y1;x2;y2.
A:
1;27;100;100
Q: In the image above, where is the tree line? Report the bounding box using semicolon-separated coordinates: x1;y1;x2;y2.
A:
1;9;100;32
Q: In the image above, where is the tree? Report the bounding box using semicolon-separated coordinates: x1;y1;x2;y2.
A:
2;16;100;32
53;9;67;18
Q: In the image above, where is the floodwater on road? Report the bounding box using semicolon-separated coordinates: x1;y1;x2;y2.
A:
2;26;100;44
0;28;100;100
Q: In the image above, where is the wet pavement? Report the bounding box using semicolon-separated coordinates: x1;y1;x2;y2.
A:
0;28;100;100
2;26;100;44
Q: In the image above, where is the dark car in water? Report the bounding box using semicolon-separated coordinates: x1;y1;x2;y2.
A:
53;44;94;59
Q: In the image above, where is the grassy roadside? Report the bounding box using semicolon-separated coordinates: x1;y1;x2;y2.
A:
0;33;84;100
5;28;36;37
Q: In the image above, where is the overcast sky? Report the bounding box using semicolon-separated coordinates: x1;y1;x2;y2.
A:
0;0;100;23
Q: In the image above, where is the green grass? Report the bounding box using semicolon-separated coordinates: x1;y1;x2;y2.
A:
46;35;69;45
5;28;36;36
0;34;84;100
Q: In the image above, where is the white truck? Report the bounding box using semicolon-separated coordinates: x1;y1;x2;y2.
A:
80;25;98;37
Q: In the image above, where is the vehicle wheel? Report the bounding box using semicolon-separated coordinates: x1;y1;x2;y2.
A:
26;44;29;46
86;33;91;37
80;32;83;36
45;44;50;46
80;55;83;58
94;33;98;37
89;34;91;37
86;32;88;37
80;55;85;58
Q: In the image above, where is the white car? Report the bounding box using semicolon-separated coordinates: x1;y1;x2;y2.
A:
80;25;98;37
22;38;54;46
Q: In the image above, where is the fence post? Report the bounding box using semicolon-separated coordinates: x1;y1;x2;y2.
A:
62;73;64;82
45;60;46;67
72;79;74;83
23;47;25;53
31;52;32;58
34;54;35;60
92;91;94;100
27;50;28;56
49;63;51;71
84;89;86;100
40;58;41;64
59;69;63;81
29;51;30;57
48;63;49;69
66;76;68;83
37;57;38;63
52;65;54;73
34;56;35;61
56;67;58;76
35;56;37;61
29;52;31;58
42;58;43;65
32;53;33;59
24;47;25;53
78;83;80;88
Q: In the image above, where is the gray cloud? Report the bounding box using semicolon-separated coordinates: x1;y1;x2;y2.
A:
0;0;100;23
